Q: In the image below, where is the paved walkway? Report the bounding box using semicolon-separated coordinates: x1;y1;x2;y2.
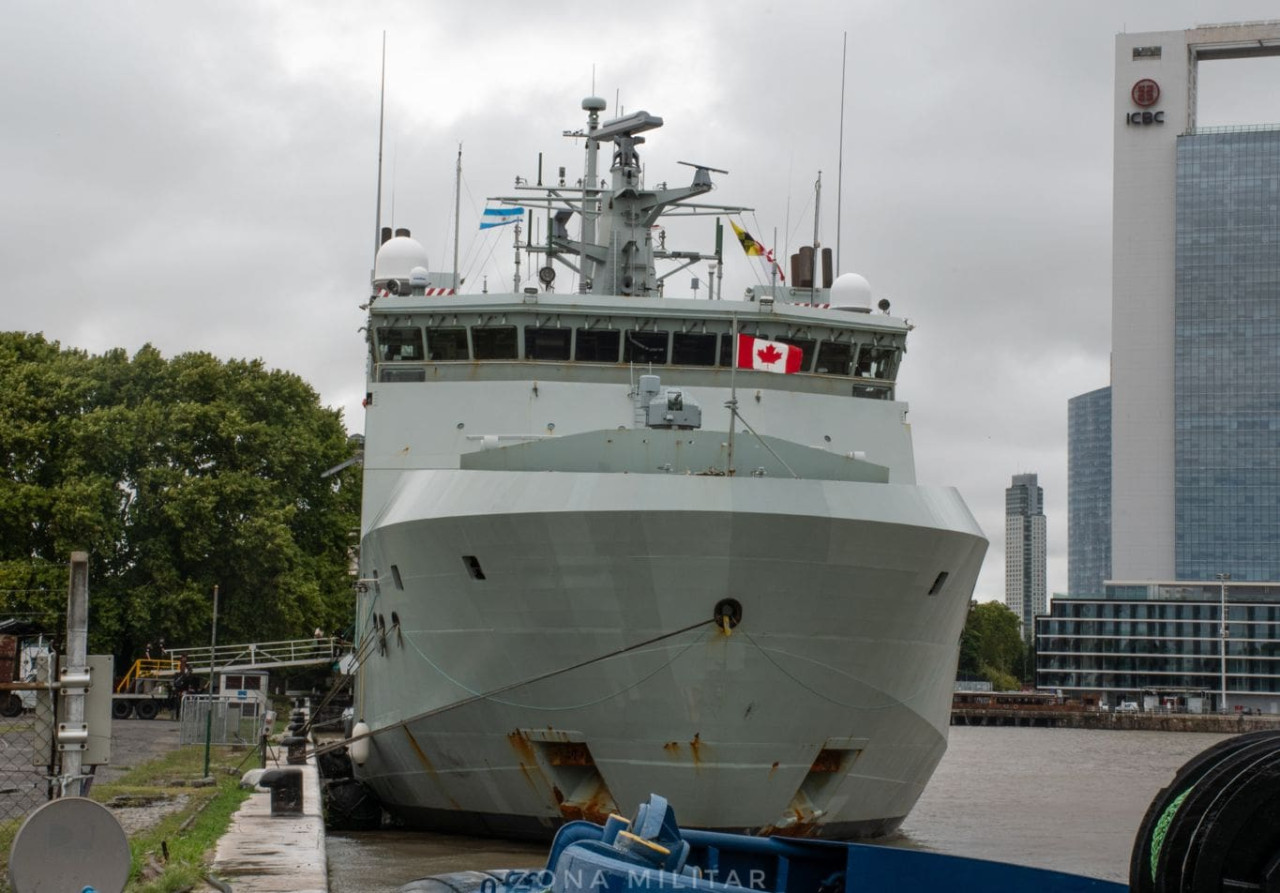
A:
210;757;327;893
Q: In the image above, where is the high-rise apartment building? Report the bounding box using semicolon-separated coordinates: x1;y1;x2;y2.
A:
1067;387;1110;596
1005;473;1046;641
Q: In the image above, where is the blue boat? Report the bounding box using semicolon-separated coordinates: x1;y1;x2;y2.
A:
403;793;1122;893
400;731;1280;893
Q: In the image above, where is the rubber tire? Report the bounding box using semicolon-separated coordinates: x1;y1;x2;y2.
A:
1132;730;1280;893
0;693;22;718
111;699;134;720
135;700;159;720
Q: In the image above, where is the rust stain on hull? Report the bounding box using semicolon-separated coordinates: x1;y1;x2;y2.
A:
400;726;460;808
506;731;543;791
556;778;618;825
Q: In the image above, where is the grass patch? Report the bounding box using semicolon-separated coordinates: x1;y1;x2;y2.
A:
0;818;17;890
0;744;255;893
98;744;253;893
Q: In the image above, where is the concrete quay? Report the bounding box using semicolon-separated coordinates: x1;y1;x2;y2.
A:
210;759;328;893
951;708;1280;731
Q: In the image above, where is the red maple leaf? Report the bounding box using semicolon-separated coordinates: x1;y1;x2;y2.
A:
757;344;783;365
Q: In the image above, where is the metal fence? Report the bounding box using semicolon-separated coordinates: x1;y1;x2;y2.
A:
178;695;266;747
0;677;57;825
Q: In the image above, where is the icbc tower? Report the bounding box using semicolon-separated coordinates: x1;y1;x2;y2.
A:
1111;22;1280;585
1050;24;1280;713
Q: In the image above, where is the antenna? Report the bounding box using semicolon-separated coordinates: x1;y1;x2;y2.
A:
373;32;387;266
453;143;462;292
676;161;730;175
837;31;847;274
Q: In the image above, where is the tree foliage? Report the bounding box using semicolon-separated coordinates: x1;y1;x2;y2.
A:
957;600;1029;691
0;333;361;662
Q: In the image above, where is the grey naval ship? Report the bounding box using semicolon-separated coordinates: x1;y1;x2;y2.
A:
350;96;988;840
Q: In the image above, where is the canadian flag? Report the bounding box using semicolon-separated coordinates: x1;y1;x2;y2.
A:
736;334;803;374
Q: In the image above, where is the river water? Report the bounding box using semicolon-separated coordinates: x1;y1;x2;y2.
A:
326;727;1231;891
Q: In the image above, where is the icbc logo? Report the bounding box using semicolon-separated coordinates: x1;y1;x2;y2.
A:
1131;79;1160;107
1126;79;1164;126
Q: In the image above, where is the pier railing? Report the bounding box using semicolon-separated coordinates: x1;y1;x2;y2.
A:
166;637;341;674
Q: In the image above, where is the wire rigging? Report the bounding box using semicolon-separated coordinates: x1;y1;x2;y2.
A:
314;616;714;757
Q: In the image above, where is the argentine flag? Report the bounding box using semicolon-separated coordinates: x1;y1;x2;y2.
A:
480;206;523;229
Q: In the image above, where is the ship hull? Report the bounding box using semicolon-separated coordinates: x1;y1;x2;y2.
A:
352;470;986;839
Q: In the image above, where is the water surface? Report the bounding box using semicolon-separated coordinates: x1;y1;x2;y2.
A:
327;726;1231;889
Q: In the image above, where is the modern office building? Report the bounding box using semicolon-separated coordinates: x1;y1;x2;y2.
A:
1054;22;1280;709
1037;581;1280;714
1110;21;1280;582
1005;473;1046;641
1067;387;1111;597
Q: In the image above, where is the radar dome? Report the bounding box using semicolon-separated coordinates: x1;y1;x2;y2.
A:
374;236;430;283
830;273;872;308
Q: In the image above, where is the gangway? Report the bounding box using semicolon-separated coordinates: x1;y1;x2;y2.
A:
166;637;343;674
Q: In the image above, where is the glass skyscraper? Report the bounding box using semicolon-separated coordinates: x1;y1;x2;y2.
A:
1068;387;1111;596
1005;473;1046;641
1052;24;1280;714
1174;129;1280;582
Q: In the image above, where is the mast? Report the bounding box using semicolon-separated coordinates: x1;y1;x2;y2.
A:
726;317;739;475
373;32;387;266
811;171;822;299
837;31;847;274
580;96;606;292
512;221;522;292
453;144;462;291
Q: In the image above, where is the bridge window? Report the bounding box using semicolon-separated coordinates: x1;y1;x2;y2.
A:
526;327;571;361
816;341;854;375
777;338;816;373
718;335;737;367
672;332;718;366
375;327;423;362
575;329;621;362
427;327;469;361
624;330;669;364
474;326;517;359
854;346;899;380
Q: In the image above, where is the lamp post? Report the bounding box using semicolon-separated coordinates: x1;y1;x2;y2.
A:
1216;573;1230;714
204;583;219;776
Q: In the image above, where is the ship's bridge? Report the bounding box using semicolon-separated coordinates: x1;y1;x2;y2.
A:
366;293;906;402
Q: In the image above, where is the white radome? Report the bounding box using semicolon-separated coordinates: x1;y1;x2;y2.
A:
374;236;430;282
830;272;872;308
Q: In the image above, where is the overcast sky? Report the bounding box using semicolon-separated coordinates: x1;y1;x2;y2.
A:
5;1;1280;604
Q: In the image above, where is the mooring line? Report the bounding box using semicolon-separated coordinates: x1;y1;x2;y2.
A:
311;617;715;758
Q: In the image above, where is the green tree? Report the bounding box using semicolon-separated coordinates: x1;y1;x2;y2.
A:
958;600;1028;691
0;333;361;662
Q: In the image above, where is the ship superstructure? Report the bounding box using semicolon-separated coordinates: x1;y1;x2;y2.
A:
351;97;987;839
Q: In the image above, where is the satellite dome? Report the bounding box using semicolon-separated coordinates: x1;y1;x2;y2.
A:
409;266;429;288
374;236;430;283
830;273;872;308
